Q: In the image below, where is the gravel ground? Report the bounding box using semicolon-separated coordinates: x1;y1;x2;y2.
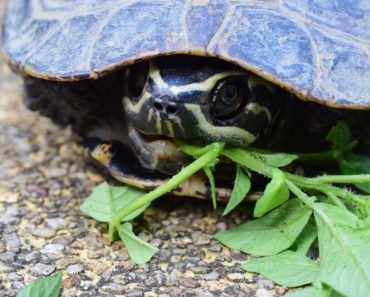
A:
0;61;287;297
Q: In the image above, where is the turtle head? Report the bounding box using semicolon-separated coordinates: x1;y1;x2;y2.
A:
123;56;285;174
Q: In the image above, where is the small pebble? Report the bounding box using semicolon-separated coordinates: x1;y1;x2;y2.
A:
190;266;208;274
32;228;56;238
227;273;245;282
126;290;144;297
66;264;84;275
40;243;64;254
45;218;68;230
216;222;227;231
31;263;56;276
99;283;125;294
204;272;219;281
178;277;200;288
4;233;20;253
194;289;215;297
11;281;24;290
6;272;23;281
258;278;275;289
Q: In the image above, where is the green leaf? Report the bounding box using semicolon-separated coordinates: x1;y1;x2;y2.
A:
291;218;317;256
315;202;359;228
16;272;62;297
339;154;370;193
242;250;319;287
283;286;332;297
254;168;290;217
223;165;251;215
326;122;353;155
254;152;298;167
117;222;158;264
204;166;217;209
80;182;148;223
214;199;312;256
314;204;370;297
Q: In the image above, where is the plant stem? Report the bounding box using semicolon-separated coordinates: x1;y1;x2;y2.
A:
324;192;348;210
109;142;224;237
311;174;370;184
295;150;338;163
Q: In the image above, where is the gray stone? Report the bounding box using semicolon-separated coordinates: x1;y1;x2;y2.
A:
172;248;186;255
209;244;222;252
4;233;20;253
6;272;23;281
40;243;64;254
32;228;56;238
178;276;200;288
31;263;56;276
227;273;245;282
112;274;129;285
45;218;68;230
150;238;162;248
11;281;24;290
194;289;215;297
0;251;16;262
66;264;84;275
258;278;275;289
0;206;19;225
153;270;166;286
126;290;144;297
216;222;227;231
204;272;220;281
99;283;125;294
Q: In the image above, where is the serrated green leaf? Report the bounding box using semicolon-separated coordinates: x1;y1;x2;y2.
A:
117;222;158;264
80;182;148;223
214;199;312;256
283;286;332;297
326;122;353;155
254;168;290;217
242;250;319;287
314;205;370;297
254;152;298;167
291;218;317;256
339;154;370;194
16;272;62;297
223;165;251;215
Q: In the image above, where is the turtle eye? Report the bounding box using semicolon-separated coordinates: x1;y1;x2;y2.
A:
125;61;149;101
210;76;249;122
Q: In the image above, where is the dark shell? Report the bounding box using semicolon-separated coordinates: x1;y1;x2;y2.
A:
2;0;370;108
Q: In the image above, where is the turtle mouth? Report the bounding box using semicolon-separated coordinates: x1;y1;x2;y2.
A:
128;126;193;175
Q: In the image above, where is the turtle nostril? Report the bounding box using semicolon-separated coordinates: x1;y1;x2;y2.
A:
154;102;163;111
166;105;177;115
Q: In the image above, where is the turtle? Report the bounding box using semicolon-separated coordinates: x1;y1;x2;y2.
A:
1;0;370;200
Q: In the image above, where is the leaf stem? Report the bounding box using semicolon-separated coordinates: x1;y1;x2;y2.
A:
109;142;224;238
311;174;370;184
295;150;338;163
323;191;348;210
